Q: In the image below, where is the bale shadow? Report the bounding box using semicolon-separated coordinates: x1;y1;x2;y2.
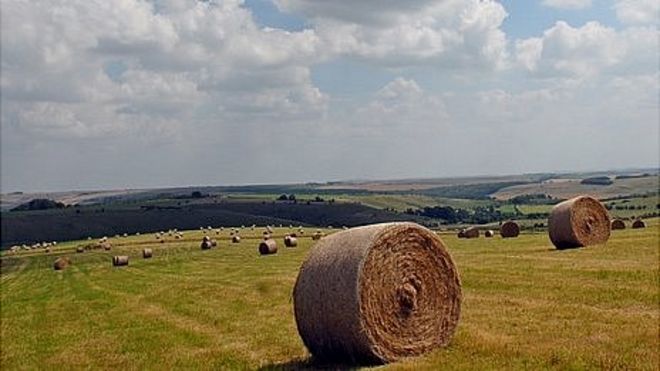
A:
258;357;363;370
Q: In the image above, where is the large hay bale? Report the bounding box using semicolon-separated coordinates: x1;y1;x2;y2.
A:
632;219;646;229
201;240;213;250
500;221;520;238
611;219;626;230
462;227;479;239
143;248;153;259
112;256;129;266
548;196;610;249
293;222;461;364
484;230;495;238
53;257;70;270
284;235;298;247
259;239;277;255
232;235;241;243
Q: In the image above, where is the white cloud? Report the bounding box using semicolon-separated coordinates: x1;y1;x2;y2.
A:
1;0;326;138
275;0;509;69
541;0;592;10
515;21;657;79
614;0;660;25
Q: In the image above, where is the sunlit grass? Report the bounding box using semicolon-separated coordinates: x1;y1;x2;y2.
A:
1;222;658;369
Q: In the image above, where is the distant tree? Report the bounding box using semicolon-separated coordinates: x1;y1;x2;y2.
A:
314;196;324;202
277;194;289;201
191;191;203;198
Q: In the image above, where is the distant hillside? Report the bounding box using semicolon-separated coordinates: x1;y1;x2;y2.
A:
0;201;425;247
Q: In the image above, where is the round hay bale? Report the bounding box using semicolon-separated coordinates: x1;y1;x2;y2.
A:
101;242;112;251
232;235;241;243
45;247;52;253
112;256;129;267
632;219;646;229
457;229;466;238
484;230;495;238
259;239;277;255
211;239;218;247
611;219;626;230
76;246;84;253
143;248;153;259
290;232;298;238
293;222;461;364
160;239;165;244
462;227;479;239
53;257;70;270
312;232;323;241
266;226;274;234
201;240;213;250
284;235;298;247
548;196;610;249
500;221;520;238
203;235;210;242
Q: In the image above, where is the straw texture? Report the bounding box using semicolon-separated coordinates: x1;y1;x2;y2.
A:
548;196;611;249
293;222;462;364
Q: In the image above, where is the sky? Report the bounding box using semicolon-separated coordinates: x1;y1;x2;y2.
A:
1;0;658;193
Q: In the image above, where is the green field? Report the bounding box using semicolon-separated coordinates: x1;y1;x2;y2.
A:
1;223;658;370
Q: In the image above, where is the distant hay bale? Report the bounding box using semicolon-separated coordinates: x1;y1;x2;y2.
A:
312;232;323;240
463;227;479;239
484;230;495;238
101;242;112;251
201;239;213;250
232;235;241;243
259;239;278;255
143;248;153;259
112;256;129;267
160;239;165;244
45;247;52;253
457;229;466;238
211;239;217;247
500;221;520;238
290;232;298;238
53;257;71;270
611;219;626;230
293;222;461;364
548;196;611;249
266;226;274;234
284;235;298;247
632;219;646;229
76;246;84;253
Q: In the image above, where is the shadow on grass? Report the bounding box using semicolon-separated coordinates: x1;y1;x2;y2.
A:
258;357;363;370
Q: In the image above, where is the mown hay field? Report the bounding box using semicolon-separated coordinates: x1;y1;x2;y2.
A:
1;223;658;370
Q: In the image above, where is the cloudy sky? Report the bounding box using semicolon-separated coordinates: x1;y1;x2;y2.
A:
1;0;658;192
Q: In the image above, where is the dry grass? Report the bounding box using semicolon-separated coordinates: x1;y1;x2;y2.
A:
1;222;658;370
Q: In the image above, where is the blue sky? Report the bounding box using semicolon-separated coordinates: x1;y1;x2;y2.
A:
1;0;658;192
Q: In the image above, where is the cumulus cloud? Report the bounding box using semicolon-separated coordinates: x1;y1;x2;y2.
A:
1;0;325;138
514;21;657;79
275;0;509;69
614;0;660;25
541;0;592;10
